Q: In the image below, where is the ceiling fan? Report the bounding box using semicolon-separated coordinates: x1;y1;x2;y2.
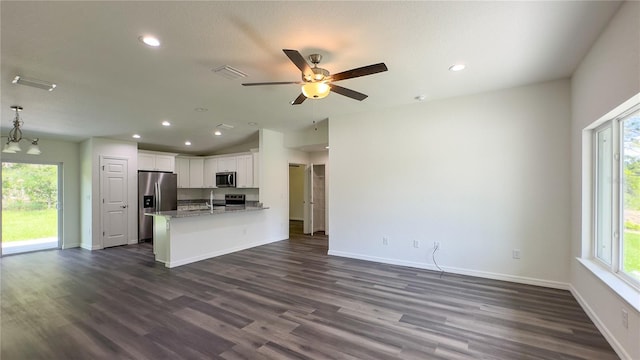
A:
242;49;388;105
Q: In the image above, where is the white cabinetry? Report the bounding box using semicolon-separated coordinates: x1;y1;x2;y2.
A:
236;155;253;188
217;156;237;172
203;158;218;188
189;158;204;188
252;151;259;188
138;151;176;172
175;157;190;188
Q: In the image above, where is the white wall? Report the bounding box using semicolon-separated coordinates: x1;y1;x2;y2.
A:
259;129;289;241
80;137;138;249
329;79;571;288
284;119;328;150
1;138;81;249
570;2;640;359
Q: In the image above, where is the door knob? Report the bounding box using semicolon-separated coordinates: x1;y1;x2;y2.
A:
121;204;128;208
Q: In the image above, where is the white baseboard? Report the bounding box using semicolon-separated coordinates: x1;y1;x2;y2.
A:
62;242;80;249
80;243;102;250
327;250;570;290
569;285;630;360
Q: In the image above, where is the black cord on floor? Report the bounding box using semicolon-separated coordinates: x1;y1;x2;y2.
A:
432;243;444;278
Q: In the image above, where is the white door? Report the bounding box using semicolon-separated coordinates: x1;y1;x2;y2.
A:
312;164;326;234
304;164;314;235
101;157;128;248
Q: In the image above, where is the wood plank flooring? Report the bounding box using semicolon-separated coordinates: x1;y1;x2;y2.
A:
1;221;618;359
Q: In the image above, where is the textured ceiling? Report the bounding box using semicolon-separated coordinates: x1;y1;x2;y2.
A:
0;1;621;154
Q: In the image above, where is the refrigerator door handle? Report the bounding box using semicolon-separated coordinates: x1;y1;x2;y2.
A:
155;182;161;212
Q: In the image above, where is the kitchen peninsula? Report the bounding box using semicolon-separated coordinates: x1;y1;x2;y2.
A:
146;205;269;268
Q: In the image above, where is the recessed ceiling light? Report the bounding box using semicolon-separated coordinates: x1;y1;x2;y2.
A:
214;130;222;136
248;122;258;127
185;141;191;146
194;107;208;112
415;95;427;101
449;64;466;72
139;35;160;47
132;134;141;139
162;120;171;126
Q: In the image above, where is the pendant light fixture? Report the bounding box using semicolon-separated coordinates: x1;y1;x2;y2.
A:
2;106;41;155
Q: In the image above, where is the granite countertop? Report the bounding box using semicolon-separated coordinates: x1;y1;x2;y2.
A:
145;206;269;218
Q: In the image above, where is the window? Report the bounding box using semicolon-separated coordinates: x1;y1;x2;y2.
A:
594;106;640;285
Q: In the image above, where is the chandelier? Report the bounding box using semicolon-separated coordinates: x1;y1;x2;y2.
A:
2;106;41;155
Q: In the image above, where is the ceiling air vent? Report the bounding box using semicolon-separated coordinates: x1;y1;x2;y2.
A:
212;65;247;80
217;123;234;130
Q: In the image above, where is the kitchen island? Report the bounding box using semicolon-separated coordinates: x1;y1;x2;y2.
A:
145;206;269;268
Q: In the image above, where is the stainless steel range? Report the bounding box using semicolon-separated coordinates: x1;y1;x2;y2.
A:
225;194;246;208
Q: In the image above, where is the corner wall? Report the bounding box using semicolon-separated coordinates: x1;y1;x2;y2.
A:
329;79;571;288
80;137;139;250
570;2;640;359
259;129;289;241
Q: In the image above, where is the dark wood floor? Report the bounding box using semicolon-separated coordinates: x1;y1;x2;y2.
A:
1;221;617;359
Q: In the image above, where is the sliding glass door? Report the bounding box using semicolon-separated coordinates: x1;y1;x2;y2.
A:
2;162;60;255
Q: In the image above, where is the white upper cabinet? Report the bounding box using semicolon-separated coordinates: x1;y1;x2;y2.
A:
203;158;218;188
236;155;253;188
138;151;176;172
217;156;237;172
189;158;204;188
175;157;190;188
252;151;259;188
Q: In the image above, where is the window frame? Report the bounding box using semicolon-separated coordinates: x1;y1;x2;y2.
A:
593;104;640;289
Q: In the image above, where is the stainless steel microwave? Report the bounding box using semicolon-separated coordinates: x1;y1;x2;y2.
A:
216;172;236;188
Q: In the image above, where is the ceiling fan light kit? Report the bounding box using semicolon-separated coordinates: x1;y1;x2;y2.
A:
302;82;330;99
242;49;387;105
2;106;41;155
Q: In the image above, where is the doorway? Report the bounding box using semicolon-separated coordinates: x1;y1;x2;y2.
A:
1;162;60;255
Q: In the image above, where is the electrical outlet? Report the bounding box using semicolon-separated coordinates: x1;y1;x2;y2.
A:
622;309;628;329
382;237;388;245
512;249;521;259
434;241;440;249
413;240;420;248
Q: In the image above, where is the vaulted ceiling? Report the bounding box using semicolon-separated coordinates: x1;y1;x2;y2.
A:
1;1;621;154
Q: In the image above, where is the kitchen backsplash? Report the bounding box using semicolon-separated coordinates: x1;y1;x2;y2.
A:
177;188;259;201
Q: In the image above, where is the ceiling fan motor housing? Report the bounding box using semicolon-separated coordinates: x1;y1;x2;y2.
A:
304;67;329;82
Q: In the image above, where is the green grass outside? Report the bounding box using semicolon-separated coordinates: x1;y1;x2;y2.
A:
2;209;57;242
623;231;640;279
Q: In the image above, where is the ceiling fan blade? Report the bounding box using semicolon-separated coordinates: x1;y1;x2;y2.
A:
330;63;388;82
291;93;306;105
283;49;313;77
329;84;368;101
242;81;300;86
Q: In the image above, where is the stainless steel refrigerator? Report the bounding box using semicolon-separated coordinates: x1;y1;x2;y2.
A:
138;171;177;243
